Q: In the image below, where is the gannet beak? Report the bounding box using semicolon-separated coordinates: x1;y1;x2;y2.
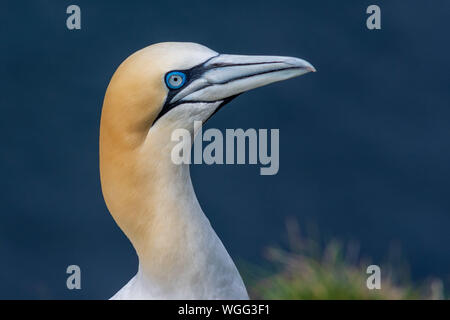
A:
168;54;316;104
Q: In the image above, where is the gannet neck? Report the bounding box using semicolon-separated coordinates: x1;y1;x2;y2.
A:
101;127;248;299
109;153;246;299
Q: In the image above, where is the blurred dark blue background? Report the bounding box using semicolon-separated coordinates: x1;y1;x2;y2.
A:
1;0;449;299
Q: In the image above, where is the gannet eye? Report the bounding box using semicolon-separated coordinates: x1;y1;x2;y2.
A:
165;71;186;89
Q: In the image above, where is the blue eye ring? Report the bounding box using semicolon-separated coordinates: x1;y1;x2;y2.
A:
165;71;186;89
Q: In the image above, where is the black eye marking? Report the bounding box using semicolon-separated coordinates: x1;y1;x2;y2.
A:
153;55;220;126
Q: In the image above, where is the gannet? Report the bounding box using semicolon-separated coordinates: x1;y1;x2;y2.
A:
99;42;315;300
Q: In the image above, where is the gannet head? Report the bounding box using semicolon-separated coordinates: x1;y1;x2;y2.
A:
100;42;315;252
101;42;315;147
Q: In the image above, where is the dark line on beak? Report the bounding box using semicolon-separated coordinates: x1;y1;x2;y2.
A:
210;66;302;86
205;61;286;68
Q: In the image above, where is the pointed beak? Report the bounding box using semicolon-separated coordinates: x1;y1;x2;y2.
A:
169;53;315;104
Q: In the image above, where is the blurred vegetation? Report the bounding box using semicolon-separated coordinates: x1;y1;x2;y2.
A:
242;218;447;300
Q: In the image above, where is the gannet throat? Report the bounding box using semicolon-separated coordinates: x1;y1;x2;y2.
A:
99;42;315;300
